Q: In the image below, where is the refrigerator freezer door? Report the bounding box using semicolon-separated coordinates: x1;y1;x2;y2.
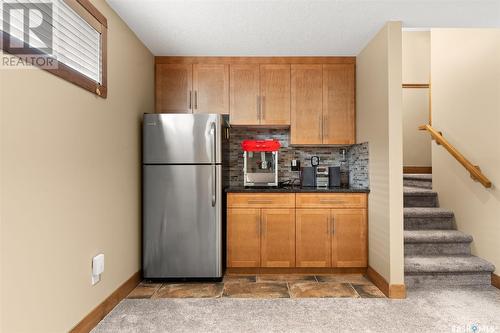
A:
143;164;222;278
143;113;222;164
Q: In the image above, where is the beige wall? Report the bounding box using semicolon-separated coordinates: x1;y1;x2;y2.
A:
356;21;404;284
0;0;154;331
402;31;430;84
431;29;500;275
402;31;431;167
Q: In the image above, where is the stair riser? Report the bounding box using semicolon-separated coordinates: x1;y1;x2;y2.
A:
403;179;432;189
404;217;454;230
405;272;492;288
405;243;471;256
404;195;438;208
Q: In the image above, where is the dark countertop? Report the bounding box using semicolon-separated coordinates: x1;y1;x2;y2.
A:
225;186;370;193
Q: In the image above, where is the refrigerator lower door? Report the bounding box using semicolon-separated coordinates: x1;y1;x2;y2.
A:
143;164;222;278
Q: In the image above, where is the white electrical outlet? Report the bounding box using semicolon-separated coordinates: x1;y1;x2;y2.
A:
92;253;104;285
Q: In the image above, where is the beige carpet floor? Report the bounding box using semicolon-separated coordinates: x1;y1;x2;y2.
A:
92;286;500;332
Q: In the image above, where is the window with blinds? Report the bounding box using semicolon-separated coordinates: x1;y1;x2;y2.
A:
56;0;102;83
1;0;107;97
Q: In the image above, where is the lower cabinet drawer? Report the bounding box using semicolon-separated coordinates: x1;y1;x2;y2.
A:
227;193;295;208
296;193;367;208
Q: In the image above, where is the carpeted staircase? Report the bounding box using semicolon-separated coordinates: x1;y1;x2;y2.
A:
403;174;495;288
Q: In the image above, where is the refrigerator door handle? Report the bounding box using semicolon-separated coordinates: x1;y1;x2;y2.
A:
210;121;216;207
211;165;216;207
210;121;216;163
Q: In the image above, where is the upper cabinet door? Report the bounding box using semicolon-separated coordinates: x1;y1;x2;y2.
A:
290;65;323;145
156;64;193;113
192;64;229;114
260;64;291;126
323;64;356;144
230;64;260;125
331;209;367;267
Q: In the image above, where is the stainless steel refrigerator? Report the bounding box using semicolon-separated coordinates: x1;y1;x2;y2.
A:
142;113;227;279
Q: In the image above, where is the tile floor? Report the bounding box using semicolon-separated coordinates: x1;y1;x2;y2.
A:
127;274;385;299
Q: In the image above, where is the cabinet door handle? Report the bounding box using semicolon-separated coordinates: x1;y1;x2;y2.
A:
323;115;328;139
261;96;265;121
257;216;261;237
319;114;323;140
257;96;261;120
331;216;335;234
194;90;198;109
189;91;192;110
326;216;330;235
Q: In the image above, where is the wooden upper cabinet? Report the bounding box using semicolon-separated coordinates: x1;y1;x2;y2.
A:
260;64;291;126
192;64;229;114
156;64;192;113
331;209;367;267
295;209;331;267
227;208;261;267
260;209;295;267
230;64;260;125
323;64;355;144
290;65;323;145
155;58;355;135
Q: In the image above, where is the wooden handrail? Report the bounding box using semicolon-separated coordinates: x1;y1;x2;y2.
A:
419;124;492;188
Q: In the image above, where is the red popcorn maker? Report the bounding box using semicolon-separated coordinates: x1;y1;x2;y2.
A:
241;139;280;187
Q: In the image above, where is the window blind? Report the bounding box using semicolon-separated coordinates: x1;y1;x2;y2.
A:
1;0;102;83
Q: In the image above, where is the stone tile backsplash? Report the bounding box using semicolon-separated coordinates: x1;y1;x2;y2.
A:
228;128;369;188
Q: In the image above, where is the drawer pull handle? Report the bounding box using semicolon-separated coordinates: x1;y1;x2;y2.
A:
248;200;273;204
319;199;344;204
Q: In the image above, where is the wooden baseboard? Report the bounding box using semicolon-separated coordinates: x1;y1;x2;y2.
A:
403;166;432;174
492;273;500;290
226;267;367;275
70;271;141;333
366;266;406;299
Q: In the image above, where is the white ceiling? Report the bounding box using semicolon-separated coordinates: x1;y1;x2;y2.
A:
106;0;500;56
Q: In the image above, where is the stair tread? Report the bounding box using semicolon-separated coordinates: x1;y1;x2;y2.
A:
404;207;453;217
403;174;432;181
405;255;495;273
404;187;437;196
404;230;472;243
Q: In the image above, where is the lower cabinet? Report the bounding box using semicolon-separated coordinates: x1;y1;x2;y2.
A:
296;209;331;267
227;207;295;268
331;209;367;267
296;208;367;267
227;208;261;267
261;209;296;267
227;193;367;269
